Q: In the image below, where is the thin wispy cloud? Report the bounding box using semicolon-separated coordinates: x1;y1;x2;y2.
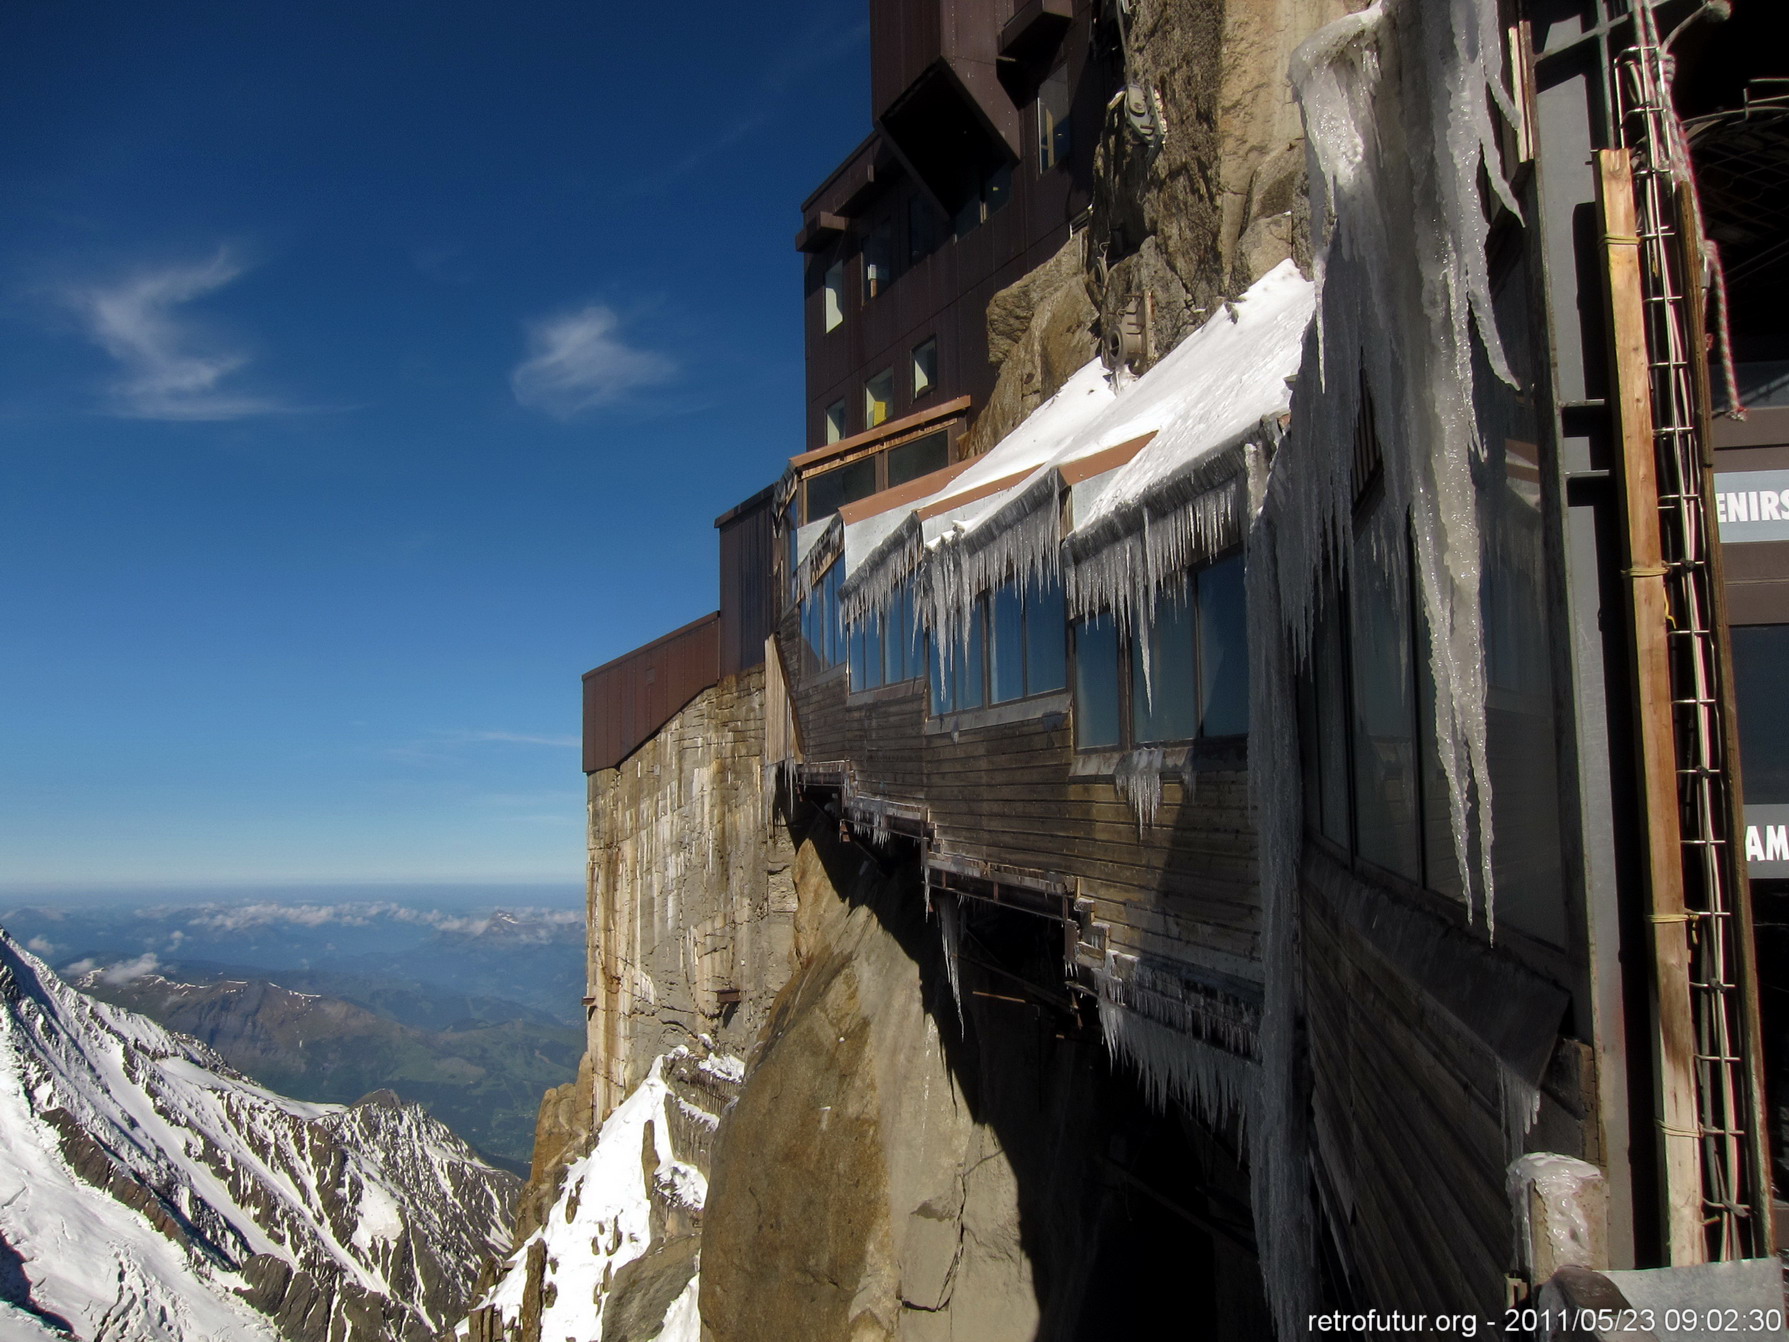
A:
762;17;869;90
509;303;673;419
461;730;580;748
611;113;771;201
174;900;581;939
63;248;287;421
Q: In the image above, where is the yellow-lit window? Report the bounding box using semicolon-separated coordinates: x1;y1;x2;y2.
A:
864;369;894;428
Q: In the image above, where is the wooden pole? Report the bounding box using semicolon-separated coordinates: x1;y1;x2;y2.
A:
1595;147;1706;1265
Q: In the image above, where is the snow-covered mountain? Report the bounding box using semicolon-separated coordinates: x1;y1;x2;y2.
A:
0;926;518;1341
458;1047;740;1342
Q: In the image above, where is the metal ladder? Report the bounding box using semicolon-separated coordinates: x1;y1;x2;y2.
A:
1613;0;1765;1261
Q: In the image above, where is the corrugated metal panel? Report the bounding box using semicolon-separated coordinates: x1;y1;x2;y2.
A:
716;486;777;679
581;613;720;773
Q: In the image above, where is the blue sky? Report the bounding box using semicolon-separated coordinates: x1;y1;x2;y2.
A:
0;0;866;888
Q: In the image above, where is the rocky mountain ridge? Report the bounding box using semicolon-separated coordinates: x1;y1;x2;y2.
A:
0;926;518;1341
76;969;582;1169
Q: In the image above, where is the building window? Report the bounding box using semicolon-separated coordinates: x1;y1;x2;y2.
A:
1038;66;1072;171
953;161;1017;238
1073;613;1122;749
929;576;1068;716
929;609;989;714
851;581;924;693
990;576;1068;705
1072;555;1250;753
864;369;895;429
863;224;893;301
1301;530;1464;899
985;160;1012;215
823;399;847;445
887;430;948;487
802;559;845;671
1132;585;1200;743
909;195;943;266
823;261;845;333
911;338;937;399
805;455;877;521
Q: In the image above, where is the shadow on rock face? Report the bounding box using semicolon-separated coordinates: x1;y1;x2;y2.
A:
603;1235;699;1342
699;820;1270;1342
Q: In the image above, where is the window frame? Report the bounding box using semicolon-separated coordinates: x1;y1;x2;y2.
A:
929;576;1070;720
1068;551;1251;757
822;261;845;333
911;337;938;401
823;399;847;445
863;368;895;430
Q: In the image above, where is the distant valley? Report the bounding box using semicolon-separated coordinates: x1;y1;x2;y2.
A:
2;894;587;1169
78;970;582;1171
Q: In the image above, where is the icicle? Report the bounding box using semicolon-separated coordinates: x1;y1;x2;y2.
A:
1066;460;1250;633
935;889;965;1026
1499;1058;1542;1167
918;471;1065;664
839;514;924;630
1113;747;1165;834
1276;0;1514;930
1098;1000;1255;1132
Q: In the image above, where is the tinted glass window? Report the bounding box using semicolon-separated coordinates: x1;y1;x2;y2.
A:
1132;584;1199;743
1197;555;1249;736
1734;624;1789;803
930;636;955;714
1074;614;1122;750
862;613;884;690
887;431;948;487
1024;577;1068;694
864;369;894;428
823;262;844;332
1313;599;1351;848
955;603;986;710
990;583;1025;703
848;624;868;688
911;338;938;399
805;457;876;520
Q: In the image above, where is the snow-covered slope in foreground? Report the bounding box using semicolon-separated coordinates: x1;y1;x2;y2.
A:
458;1048;740;1342
0;926;518;1341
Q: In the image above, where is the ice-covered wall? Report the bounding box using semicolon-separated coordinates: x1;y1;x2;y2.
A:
1244;0;1533;1329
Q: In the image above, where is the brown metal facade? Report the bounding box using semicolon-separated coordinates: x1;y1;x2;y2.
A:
581;612;720;774
716;486;777;679
799;0;1111;455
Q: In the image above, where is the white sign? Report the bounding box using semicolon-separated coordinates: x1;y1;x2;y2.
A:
1714;470;1789;543
1744;804;1789;879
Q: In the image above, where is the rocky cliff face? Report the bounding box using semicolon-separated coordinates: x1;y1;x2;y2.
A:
965;0;1357;457
585;664;797;1119
700;837;1040;1342
0;928;517;1342
76;969;583;1169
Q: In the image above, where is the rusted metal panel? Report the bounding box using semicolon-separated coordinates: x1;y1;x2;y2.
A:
716;486;777;679
581;612;720;774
